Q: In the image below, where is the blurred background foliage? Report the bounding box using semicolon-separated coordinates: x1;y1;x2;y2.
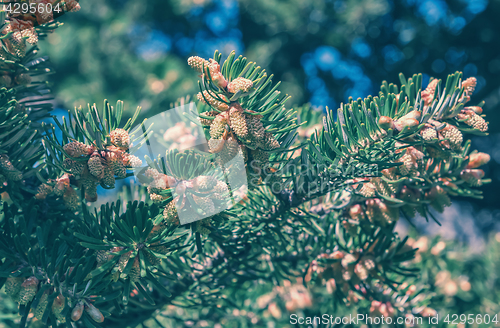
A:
41;0;500;241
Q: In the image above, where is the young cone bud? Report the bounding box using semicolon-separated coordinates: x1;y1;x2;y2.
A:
227;77;253;93
441;124;463;150
209;115;227;139
63;158;86;175
0;155;22;181
4;277;24;300
102;165;115;187
110;129;130;149
71;302;84;321
34;292;49;320
420;125;437;141
163;201;179;225
85;304;105;323
35;183;53;200
457;109;488;132
421;79;439;106
63;187;80;211
229;105;249;138
199;111;218;126
88;154;104;179
378;116;395;131
467;152;490;169
187;56;208;73
197;91;229;111
18;276;39;305
63;141;91;157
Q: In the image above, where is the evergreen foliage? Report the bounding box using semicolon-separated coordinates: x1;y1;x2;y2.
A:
0;2;497;328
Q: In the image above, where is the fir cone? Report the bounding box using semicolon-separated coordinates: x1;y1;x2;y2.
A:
227;77;253;94
4;277;23;301
420;125;437;141
63;187;80;211
88;154;104;179
96;250;110;264
21;28;38;45
106;152;127;178
197;91;229;111
187;56;208;73
209;114;228;139
398;153;415;176
199;111;218;126
208;138;225;153
71;302;84;322
122;153;142;167
457;109;488;132
18;276;39;305
422;79;439;106
102;165;115;187
34;292;49;320
204;58;221;76
81;175;98;202
63;141;92;157
219;137;240;164
378;116;395;131
35;183;53;200
52;294;66;323
213;180;229;197
128;257;141;282
116;251;132;272
54;174;70;196
250;149;269;169
147;224;167;240
0;154;23;181
150;193;164;203
462;77;477;98
467;152;490;169
261;133;280;150
394;117;419;132
85;304;104;323
6;37;26;57
440;124;463;150
163;201;179;225
110;129;130;149
229;105;249;138
63;158;86;175
212;72;228;88
144;249;162;266
247;114;266;142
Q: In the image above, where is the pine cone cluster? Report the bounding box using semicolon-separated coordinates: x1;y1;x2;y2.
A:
58;129;141;202
34;174;81;210
305;251;380;295
4;276;38;304
145;168;229;229
347;75;489;229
